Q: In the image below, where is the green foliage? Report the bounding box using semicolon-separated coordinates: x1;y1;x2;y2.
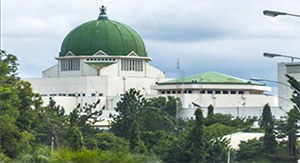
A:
34;98;69;148
207;137;230;163
69;127;84;151
129;120;147;153
15;145;52;163
1;50;41;158
138;106;176;132
286;108;300;159
236;138;264;162
95;132;129;151
261;104;276;154
51;148;149;163
190;108;207;162
111;89;146;139
205;123;235;138
1;152;12;163
147;96;181;118
286;74;300;161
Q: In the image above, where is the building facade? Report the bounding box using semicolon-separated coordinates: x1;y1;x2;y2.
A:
25;7;280;118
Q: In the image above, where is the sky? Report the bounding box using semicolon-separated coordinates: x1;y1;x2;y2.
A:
2;0;300;91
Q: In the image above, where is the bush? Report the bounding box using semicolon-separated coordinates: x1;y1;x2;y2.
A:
50;148;153;163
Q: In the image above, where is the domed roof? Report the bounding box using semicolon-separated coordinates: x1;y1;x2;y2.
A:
59;6;147;57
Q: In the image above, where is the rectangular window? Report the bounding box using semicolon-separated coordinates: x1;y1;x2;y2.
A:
238;91;244;94
207;90;213;94
121;59;143;71
61;59;80;71
231;91;236;94
215;90;221;94
223;90;229;94
200;90;206;94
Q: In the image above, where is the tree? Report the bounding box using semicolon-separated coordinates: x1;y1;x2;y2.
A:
69;127;84;151
129;120;146;153
207;104;214;118
34;98;69;147
190;108;207;162
138;106;176;132
286;108;299;160
147;96;181;118
286;74;300;160
236;138;264;162
261;104;276;153
95;132;129;151
110;89;146;139
205;104;216;126
1;50;41;158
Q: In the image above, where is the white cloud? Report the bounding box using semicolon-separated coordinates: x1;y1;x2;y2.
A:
2;0;300;80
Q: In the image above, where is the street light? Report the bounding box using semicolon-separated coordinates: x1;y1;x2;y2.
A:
263;52;300;62
250;77;300;95
263;10;300;18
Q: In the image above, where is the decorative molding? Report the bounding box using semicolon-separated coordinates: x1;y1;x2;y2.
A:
93;50;108;56
66;51;75;56
127;51;138;57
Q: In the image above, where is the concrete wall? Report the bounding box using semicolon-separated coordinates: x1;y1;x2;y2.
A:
278;62;300;110
180;106;286;120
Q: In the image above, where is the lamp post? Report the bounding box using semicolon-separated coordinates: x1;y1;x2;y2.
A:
263;52;300;62
250;78;300;95
263;10;300;18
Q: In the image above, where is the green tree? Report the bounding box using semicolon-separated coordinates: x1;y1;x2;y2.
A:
261;104;276;154
147;96;181;118
207;137;230;163
138;106;176;132
69;127;84;151
236;138;264;162
286;108;299;160
34;98;69;148
110;89;146;139
129;120;146;153
190;108;207;162
286;74;300;160
1;50;41;158
95;132;129;151
205;104;215;126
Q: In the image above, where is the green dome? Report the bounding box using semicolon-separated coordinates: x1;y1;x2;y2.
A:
59;12;147;57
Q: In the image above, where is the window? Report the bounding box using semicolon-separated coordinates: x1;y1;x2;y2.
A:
82;93;86;97
61;59;80;71
231;91;236;94
177;91;181;94
99;93;103;96
167;91;170;94
121;59;143;71
200;90;206;94
188;90;192;94
215;90;221;94
49;94;57;96
172;91;176;94
207;90;213;94
41;94;47;97
59;93;66;96
223;90;229;94
68;93;76;97
238;91;244;94
161;91;165;94
91;93;96;97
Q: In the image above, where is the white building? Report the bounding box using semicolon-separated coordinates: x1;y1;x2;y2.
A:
25;7;281;118
278;62;300;110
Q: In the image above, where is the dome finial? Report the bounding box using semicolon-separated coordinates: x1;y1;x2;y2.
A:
98;5;108;20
